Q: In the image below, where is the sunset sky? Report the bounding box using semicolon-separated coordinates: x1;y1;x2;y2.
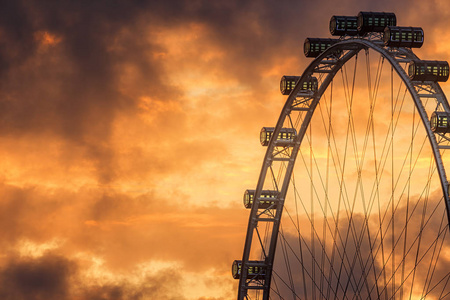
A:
2;0;450;299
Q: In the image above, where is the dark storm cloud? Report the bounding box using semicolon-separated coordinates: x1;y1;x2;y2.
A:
0;0;429;185
0;0;155;183
0;252;186;300
0;0;354;134
0;254;74;300
0;178;246;282
0;0;143;132
0;0;293;183
79;268;185;300
273;193;450;299
273;215;377;299
0;0;443;137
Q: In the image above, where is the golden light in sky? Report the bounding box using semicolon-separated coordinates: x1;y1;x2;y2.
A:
2;1;450;299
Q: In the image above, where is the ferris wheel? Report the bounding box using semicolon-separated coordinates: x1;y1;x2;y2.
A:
233;12;450;300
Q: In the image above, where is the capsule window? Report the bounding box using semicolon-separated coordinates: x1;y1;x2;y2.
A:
408;60;449;82
431;115;438;129
260;127;297;146
243;190;278;209
232;260;266;279
281;76;317;95
415;31;423;41
440;115;447;127
408;64;414;76
421;66;426;75
393;32;399;41
305;38;340;57
384;26;424;48
430;112;450;133
358;12;396;34
304;42;310;55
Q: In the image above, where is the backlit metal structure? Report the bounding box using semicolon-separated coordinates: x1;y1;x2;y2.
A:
234;11;450;300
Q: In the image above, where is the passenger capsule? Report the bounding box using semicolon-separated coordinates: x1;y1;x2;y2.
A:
430;112;450;133
243;189;279;209
260;127;296;147
408;60;449;82
329;16;358;36
384;26;424;48
304;38;340;58
357;11;396;34
232;260;266;280
280;76;318;95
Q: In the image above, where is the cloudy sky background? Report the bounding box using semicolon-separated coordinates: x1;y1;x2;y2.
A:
1;0;450;299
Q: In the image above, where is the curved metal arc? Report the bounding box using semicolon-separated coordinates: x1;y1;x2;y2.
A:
262;49;363;300
238;45;362;300
291;37;450;231
238;38;450;300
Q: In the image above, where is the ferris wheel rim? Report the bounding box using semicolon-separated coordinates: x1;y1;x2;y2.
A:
238;37;450;300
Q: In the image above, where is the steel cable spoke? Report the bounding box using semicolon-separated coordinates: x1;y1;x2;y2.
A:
237;33;450;300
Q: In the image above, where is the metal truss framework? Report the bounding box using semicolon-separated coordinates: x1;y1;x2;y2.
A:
237;35;450;300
